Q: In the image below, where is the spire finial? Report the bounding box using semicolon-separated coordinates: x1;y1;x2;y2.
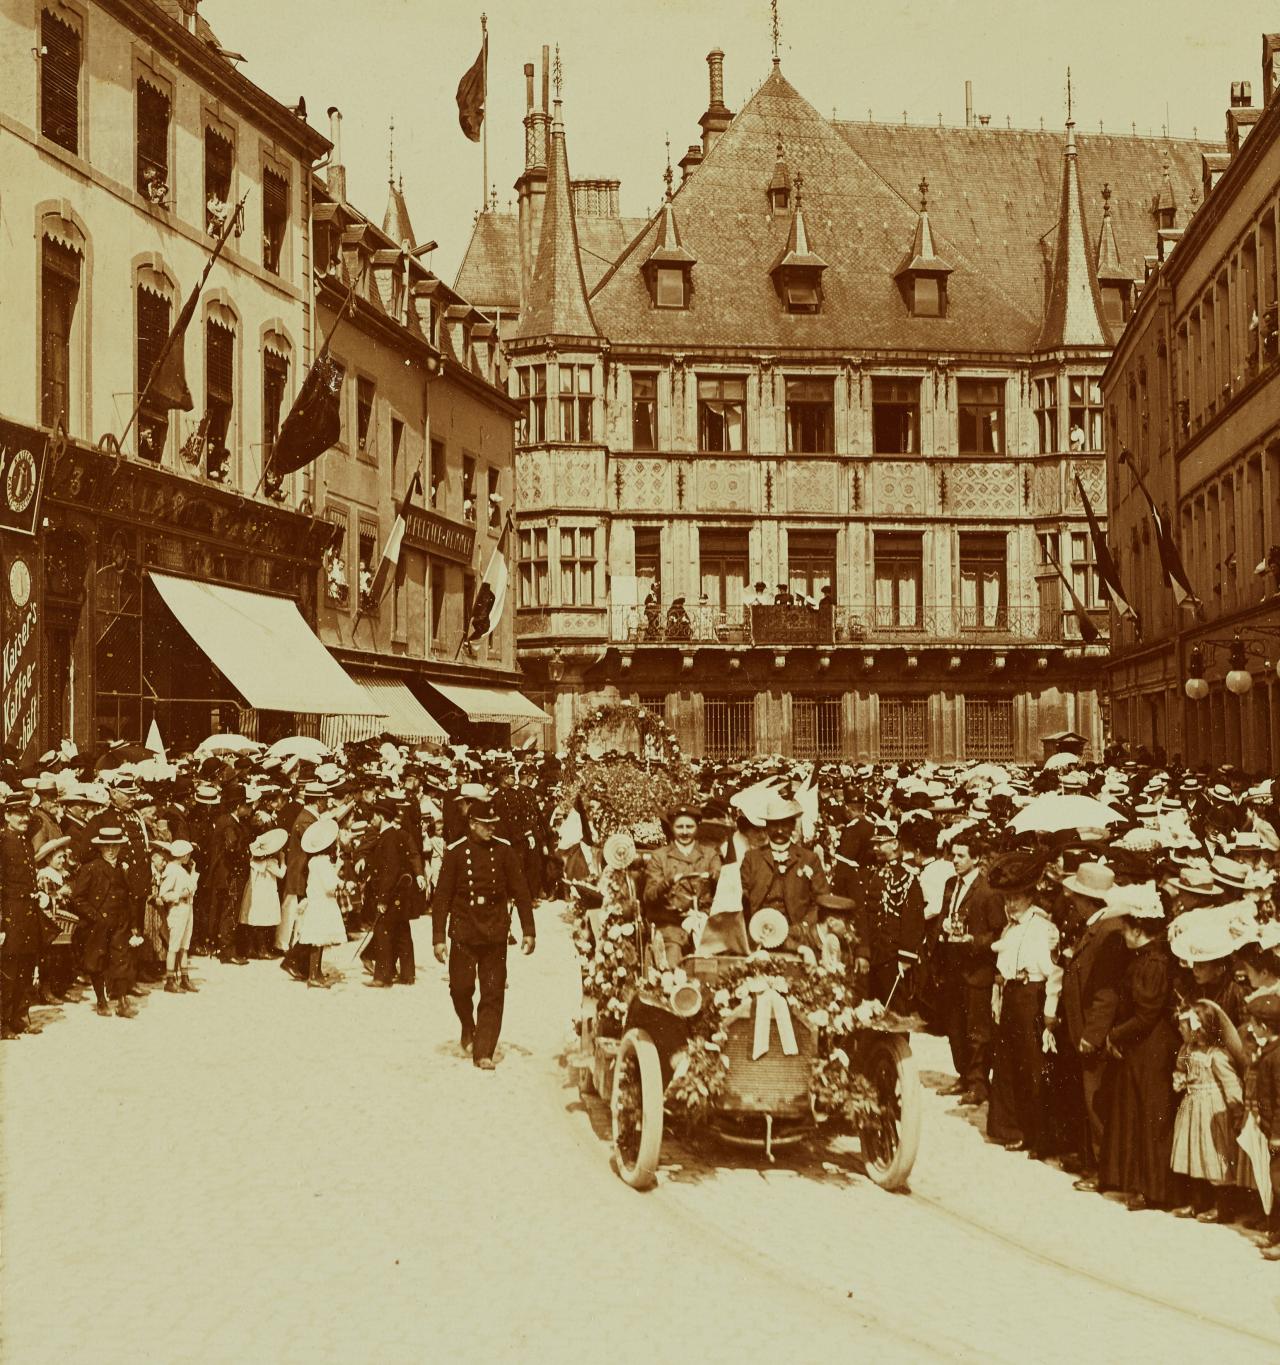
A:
918;176;929;212
793;170;803;209
771;0;781;64
553;44;562;101
490;183;498;211
1101;181;1112;214
1066;67;1073;124
388;114;395;185
664;133;673;200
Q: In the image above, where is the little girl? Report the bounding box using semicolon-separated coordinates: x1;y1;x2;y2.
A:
157;840;199;994
240;828;288;958
295;818;346;988
1169;1000;1243;1221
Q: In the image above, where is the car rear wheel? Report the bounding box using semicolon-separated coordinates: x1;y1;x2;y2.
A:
857;1034;921;1190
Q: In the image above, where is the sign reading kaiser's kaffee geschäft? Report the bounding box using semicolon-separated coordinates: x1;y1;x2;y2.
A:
0;418;49;537
0;420;49;764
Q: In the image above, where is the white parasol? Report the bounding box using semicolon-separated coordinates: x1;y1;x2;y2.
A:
1007;793;1126;834
266;736;332;763
1042;751;1079;771
194;734;264;757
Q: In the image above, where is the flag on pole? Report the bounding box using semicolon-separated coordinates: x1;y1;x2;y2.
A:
1074;474;1138;628
1044;541;1102;645
463;513;511;647
1120;450;1201;610
456;38;486;141
140;195;244;414
365;470;424;607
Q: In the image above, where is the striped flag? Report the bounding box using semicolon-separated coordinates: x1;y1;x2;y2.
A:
364;470;423;608
463;513;512;647
1044;540;1102;644
1074;474;1138;628
1120;451;1201;610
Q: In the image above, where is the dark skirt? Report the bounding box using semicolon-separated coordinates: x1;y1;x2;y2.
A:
1098;1021;1180;1204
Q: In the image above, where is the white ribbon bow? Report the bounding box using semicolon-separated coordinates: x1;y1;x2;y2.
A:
752;988;799;1060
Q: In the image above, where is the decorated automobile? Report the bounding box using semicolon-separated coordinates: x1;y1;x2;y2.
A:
567;829;922;1192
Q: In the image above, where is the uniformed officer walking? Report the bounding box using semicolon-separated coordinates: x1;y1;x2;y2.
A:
432;799;534;1070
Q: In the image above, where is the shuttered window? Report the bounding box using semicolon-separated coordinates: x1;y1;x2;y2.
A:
40;10;81;154
136;286;172;460
41;238;81;429
262;168;288;274
136;79;171;200
262;349;289;448
205;321;235;479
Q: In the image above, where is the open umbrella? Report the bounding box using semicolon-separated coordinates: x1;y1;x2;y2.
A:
960;763;1010;787
1007;793;1126;835
194;734;263;757
93;742;158;771
1043;751;1079;772
266;736;331;763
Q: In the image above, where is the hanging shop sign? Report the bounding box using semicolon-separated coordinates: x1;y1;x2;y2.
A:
403;507;477;564
0;419;51;537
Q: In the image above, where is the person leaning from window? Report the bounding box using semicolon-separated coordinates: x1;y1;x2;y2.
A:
642;805;721;964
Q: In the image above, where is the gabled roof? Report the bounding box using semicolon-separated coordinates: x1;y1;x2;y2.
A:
513;102;599;341
771;184;827;273
382;177;416;250
646;197;696;267
589;66;1038;352
1036;119;1108;351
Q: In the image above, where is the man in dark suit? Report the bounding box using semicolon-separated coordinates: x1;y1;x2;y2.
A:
367;798;425;987
89;780;156;977
278;781;326;977
1058;863;1127;1186
432;800;534;1070
935;838;1006;1102
2;794;45;1037
492;764;546;901
204;785;250;964
833;792;876;872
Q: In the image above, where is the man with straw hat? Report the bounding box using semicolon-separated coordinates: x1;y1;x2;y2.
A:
72;827;141;1018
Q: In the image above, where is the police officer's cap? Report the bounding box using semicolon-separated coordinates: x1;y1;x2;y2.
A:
469;800;500;824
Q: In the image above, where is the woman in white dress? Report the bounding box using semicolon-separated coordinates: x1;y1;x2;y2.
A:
240;828;288;958
295;819;345;988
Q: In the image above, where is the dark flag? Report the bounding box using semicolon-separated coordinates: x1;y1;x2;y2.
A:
1074;474;1138;628
266;353;344;478
364;470;424;607
456;41;485;141
141;196;244;415
1119;449;1201;611
465;513;510;644
1044;542;1102;645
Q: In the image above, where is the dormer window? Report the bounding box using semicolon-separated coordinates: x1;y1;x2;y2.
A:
1101;282;1131;329
911;276;943;318
769;186;789;213
782;278;821;314
894;177;952;320
770;174;826;315
656;267;686;308
767;136;791;213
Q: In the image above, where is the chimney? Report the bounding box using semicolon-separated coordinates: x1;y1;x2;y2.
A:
1230;80;1252;107
326;106;346;201
699;48;733;156
679;142;703;184
179;0;198;31
964;80;974;128
515;48;552;311
1264;34;1280;105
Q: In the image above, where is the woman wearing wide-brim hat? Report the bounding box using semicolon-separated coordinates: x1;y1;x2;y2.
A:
1091;882;1182;1210
239;826;289;957
71;827;141;1018
295;819;344;987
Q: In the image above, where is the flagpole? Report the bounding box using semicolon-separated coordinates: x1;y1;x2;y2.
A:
114;192;247;456
456;510;510;658
481;13;489;214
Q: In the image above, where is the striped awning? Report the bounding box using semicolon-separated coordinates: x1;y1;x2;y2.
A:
320;673;448;747
426;681;550;725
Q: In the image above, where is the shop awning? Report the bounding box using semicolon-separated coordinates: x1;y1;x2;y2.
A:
321;674;448;746
428;681;551;725
148;572;381;716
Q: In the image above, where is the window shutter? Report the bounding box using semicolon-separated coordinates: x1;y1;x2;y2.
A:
205;127;233;202
137;287;172;394
41;10;81;154
206;321;234;404
136;79;171;191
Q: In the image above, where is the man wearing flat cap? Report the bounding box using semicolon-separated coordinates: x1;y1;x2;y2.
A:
432;799;534;1070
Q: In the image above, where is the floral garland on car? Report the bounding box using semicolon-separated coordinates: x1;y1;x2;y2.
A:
665;957;892;1128
571;870;642;1034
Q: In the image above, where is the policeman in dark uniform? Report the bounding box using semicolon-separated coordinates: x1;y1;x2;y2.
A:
1;793;44;1037
432;799;534;1070
366;796;425;987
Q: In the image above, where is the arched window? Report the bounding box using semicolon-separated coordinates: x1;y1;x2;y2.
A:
39;211;86;432
135;265;177;462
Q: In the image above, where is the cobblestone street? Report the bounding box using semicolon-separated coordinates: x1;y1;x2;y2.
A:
3;904;1279;1364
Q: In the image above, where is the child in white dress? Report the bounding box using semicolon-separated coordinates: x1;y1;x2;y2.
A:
295;819;345;988
241;828;288;957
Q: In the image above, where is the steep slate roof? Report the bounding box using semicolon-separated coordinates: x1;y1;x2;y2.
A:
382;178;416;251
453;212;647;310
513;105;599;340
835;120;1217;333
589;66;1042;353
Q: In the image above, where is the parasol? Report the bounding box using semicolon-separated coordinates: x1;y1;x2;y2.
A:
266;736;332;763
960;763;1010;787
93;743;158;771
1042;751;1079;772
194;734;263;757
1238;1113;1274;1213
1007;793;1126;834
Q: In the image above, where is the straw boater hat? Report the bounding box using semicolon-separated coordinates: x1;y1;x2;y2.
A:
193;783;221;806
90;827;129;847
1062;861;1116;900
300;818;339;855
165;839;194;860
1168;901;1259;964
1170;864;1222;897
1210;855;1252;890
34;835;71;864
250;828;289;858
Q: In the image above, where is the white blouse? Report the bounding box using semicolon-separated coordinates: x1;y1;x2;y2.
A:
992;907;1063;1018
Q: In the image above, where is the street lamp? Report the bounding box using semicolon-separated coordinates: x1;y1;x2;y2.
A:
1224;636;1253;695
1184;646;1209;701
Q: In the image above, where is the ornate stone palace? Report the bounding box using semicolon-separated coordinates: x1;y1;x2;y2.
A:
457;47;1216;761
